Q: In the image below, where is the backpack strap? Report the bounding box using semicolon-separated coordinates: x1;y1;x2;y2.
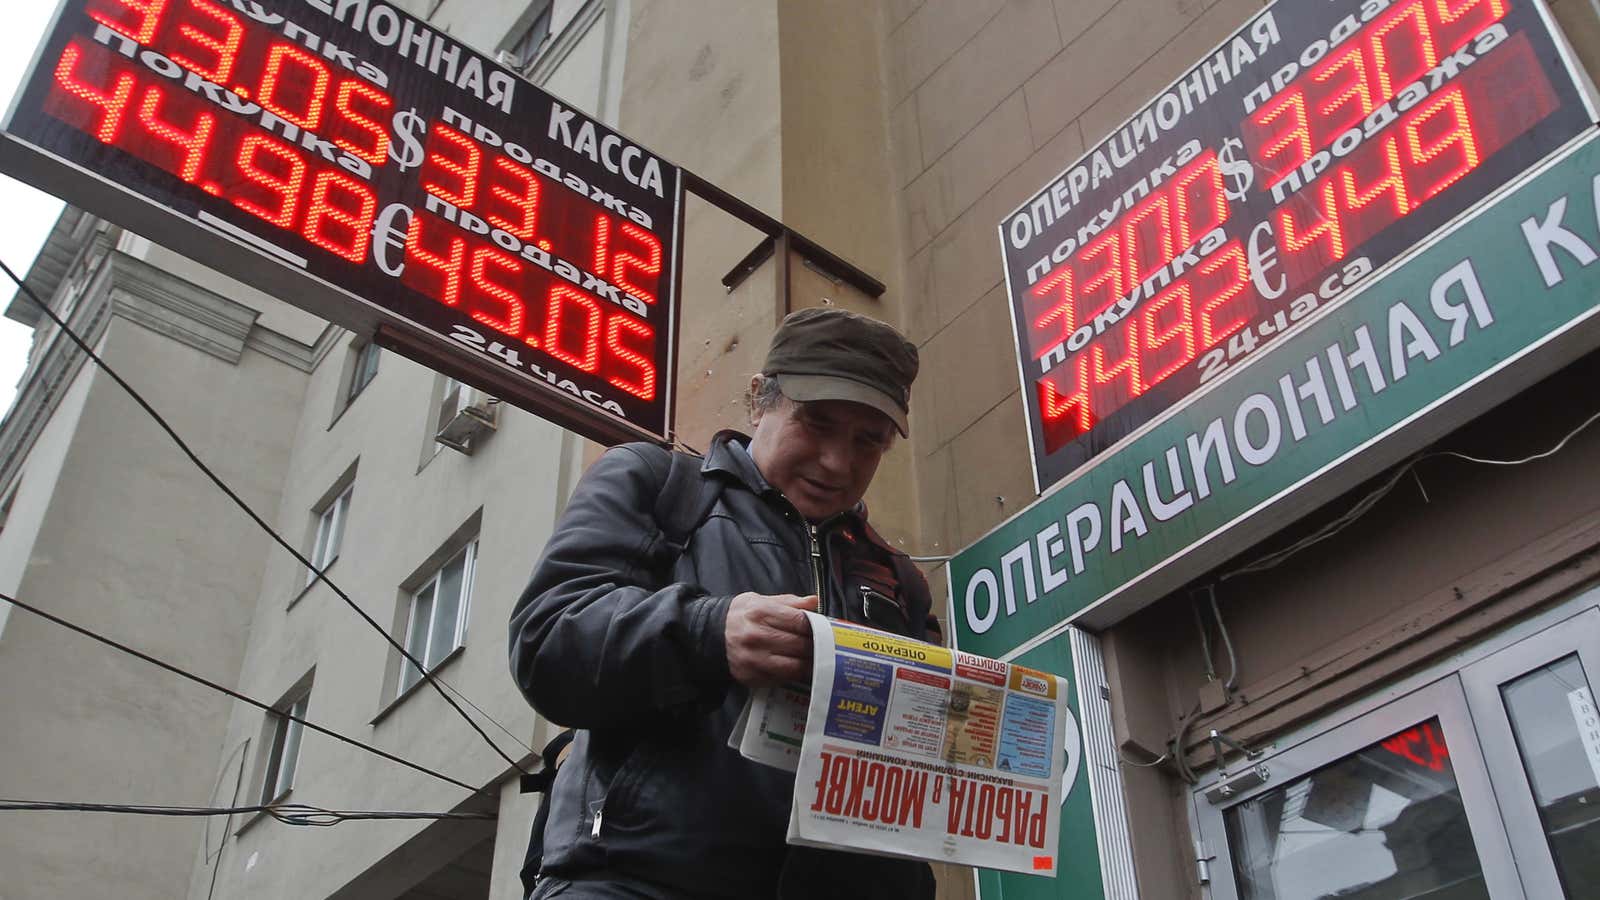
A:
652;448;722;559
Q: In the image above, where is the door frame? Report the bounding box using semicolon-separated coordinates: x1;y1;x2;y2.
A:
1190;677;1524;899
1460;605;1600;897
1188;581;1600;898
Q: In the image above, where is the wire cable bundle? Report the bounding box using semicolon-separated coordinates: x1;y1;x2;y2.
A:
0;799;493;828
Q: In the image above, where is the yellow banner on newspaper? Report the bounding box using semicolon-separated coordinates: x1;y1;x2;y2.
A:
834;626;953;671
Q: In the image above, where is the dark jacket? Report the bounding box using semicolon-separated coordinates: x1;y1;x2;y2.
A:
509;432;937;899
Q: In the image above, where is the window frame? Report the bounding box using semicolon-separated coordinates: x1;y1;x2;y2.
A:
504;0;555;71
435;377;465;436
0;480;17;536
259;691;309;804
305;483;353;588
346;340;380;406
1460;605;1600;898
397;540;477;697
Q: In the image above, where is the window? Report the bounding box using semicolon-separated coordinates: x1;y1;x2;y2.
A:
0;482;16;536
305;484;352;586
260;692;309;803
399;541;476;694
332;339;381;425
350;339;380;403
347;341;380;405
505;2;553;70
435;377;465;438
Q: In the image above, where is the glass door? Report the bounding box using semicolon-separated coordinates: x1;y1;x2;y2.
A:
1462;606;1600;898
1193;680;1525;899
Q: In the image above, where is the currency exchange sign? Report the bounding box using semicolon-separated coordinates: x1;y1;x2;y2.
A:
1;0;682;447
1000;0;1594;491
958;133;1600;660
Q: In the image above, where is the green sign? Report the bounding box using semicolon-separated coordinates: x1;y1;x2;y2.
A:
954;134;1600;660
974;633;1109;900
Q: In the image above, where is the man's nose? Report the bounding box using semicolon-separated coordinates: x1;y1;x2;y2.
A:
816;437;853;476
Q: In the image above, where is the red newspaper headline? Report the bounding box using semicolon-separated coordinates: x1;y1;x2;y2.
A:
808;751;1050;849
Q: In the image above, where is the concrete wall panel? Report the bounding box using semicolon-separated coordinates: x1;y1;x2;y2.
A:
0;316;306;900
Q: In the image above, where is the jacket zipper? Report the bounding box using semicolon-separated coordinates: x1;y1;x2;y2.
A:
807;523;825;609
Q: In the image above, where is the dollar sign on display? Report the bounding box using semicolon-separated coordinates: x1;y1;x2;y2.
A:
1218;137;1253;202
389;109;427;172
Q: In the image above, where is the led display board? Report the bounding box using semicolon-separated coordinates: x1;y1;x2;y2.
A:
1002;0;1595;491
957;133;1600;660
1;0;683;446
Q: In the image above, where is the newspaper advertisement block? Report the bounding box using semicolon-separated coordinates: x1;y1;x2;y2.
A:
771;613;1069;876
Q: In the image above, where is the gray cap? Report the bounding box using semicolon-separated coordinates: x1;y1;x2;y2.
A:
761;307;919;436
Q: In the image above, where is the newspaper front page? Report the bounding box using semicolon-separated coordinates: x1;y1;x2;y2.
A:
773;612;1067;876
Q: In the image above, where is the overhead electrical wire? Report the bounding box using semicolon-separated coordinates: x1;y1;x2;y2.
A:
1221;404;1600;582
0;799;494;828
1157;404;1600;781
0;591;484;796
0;257;529;777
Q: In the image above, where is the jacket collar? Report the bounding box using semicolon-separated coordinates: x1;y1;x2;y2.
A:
703;429;769;492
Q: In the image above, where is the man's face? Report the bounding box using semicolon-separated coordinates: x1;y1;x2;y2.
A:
748;393;896;522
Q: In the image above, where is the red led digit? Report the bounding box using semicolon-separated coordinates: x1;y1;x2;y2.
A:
87;0;169;44
1140;282;1195;389
1077;230;1123;319
1039;361;1093;438
544;286;602;372
1171;153;1229;249
136;87;214;183
258;43;330;131
1433;0;1508;37
486;157;539;241
614;223;663;305
332;80;392;166
423;124;480;209
1340;135;1412;217
592;215;611;283
1370;1;1438;99
1405;86;1480;202
53;43;136;143
232;135;305;228
605;316;657;401
1029;266;1075;354
1090;323;1142;399
467;247;527;335
305;170;377;262
1253;90;1311;185
1313;44;1374;139
1122;194;1173;293
404;214;465;307
1276;181;1346;268
170;0;243;84
1196;243;1251;349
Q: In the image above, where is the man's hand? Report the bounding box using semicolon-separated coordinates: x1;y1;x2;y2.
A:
725;592;816;687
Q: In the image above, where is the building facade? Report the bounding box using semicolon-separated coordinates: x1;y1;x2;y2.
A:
1;0;1598;898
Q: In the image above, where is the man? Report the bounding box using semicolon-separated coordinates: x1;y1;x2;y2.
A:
509;307;938;899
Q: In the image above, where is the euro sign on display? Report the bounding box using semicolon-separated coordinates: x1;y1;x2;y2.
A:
0;0;686;448
999;0;1596;494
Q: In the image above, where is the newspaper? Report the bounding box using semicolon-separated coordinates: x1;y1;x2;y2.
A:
732;613;1068;876
730;683;810;771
